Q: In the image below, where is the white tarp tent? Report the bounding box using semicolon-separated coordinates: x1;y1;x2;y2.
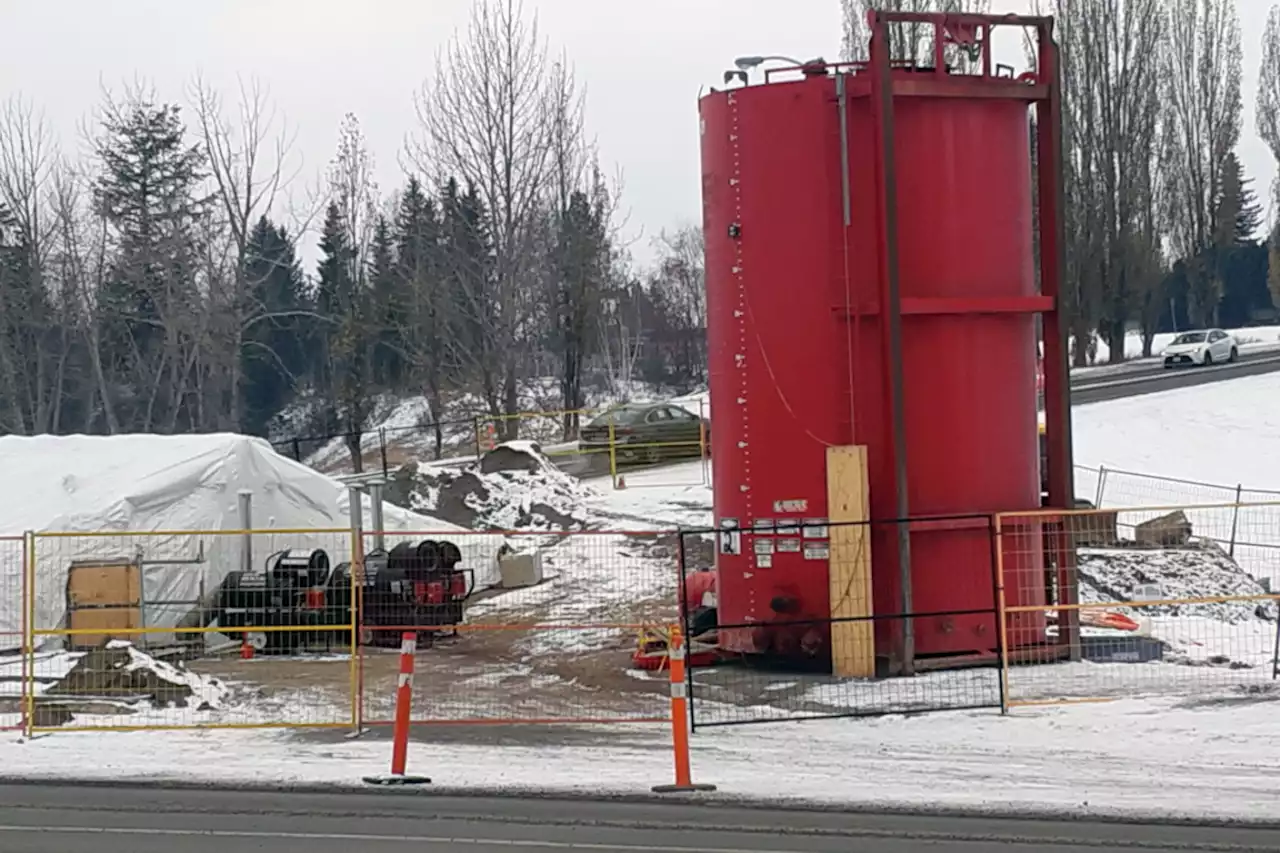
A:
0;433;504;648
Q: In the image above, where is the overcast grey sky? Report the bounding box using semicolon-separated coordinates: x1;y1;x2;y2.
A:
2;0;1276;267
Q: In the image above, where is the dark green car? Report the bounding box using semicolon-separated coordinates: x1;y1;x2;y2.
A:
579;402;710;466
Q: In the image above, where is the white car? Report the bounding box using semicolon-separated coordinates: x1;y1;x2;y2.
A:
1161;329;1238;368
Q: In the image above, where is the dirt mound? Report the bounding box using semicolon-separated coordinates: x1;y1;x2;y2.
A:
1078;542;1275;623
388;441;597;531
42;642;229;713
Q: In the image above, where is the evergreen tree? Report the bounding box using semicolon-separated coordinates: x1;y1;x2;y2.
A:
92;97;208;432
394;177;449;456
368;214;402;386
1234;161;1264;244
240;217;310;436
314;201;372;471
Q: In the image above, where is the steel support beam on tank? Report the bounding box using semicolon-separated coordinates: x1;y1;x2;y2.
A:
1032;18;1081;661
861;9;1078;667
868;12;915;676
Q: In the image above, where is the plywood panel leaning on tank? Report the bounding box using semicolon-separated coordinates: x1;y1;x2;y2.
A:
826;445;873;678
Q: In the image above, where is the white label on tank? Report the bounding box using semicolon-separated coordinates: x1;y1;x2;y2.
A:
803;519;829;538
754;538;775;555
803;542;830;561
774;499;808;513
753;518;775;533
777;538;802;553
757;553;774;569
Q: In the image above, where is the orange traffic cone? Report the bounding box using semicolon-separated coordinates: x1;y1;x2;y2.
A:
240;639;255;660
616;475;626;490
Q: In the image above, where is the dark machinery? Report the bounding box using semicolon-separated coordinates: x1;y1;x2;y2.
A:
211;540;473;654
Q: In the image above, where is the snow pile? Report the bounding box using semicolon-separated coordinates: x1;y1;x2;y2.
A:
1077;544;1276;623
2;641;231;727
389;441;600;531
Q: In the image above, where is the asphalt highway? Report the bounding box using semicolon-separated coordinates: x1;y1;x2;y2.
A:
1070;349;1280;405
3;784;1280;852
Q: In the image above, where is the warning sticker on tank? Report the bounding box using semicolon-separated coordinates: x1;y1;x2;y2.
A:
719;518;741;556
776;519;801;536
773;499;808;513
803;542;831;561
752;518;775;533
753;538;775;555
776;538;802;553
756;553;774;569
802;518;829;538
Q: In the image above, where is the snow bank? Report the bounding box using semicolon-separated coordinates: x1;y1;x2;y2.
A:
1078;545;1276;623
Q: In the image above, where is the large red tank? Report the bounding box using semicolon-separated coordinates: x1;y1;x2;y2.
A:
701;13;1074;670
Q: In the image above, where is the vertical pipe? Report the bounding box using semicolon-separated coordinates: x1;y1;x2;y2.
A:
870;11;915;675
1229;484;1242;558
237;490;253;573
347;483;366;735
989;515;1010;715
1034;19;1079;661
369;481;386;553
21;530;33;737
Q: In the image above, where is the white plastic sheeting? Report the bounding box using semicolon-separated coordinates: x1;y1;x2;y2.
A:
0;433;503;648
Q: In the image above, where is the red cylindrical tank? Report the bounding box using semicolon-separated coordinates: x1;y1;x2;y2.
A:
701;57;1050;665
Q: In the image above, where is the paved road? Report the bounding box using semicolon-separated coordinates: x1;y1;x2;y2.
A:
1071;349;1280;405
2;784;1280;852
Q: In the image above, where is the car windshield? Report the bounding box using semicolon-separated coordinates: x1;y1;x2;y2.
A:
1173;332;1207;344
588;407;649;427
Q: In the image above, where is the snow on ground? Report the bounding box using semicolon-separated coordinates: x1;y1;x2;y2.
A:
6;693;1280;820
1073;370;1280;584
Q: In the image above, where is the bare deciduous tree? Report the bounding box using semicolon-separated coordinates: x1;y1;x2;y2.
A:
410;0;554;438
190;76;298;430
1162;0;1243;327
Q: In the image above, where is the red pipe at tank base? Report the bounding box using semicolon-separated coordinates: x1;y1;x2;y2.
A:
699;11;1075;674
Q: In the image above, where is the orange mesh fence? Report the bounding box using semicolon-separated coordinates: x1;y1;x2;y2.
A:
0;534;24;732
355;528;680;727
996;503;1280;709
26;528;357;733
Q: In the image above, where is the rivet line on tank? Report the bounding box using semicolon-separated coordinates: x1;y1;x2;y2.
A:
729;87;751;557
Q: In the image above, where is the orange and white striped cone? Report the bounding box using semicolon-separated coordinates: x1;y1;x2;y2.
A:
652;625;717;793
363;632;432;786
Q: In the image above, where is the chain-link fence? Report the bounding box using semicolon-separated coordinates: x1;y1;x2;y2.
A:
996;503;1280;709
9;525;681;735
355;528;680;727
26;528;357;733
0;534;25;731
678;518;1006;728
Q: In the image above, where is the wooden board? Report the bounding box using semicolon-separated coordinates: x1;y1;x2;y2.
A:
66;560;141;650
825;445;874;678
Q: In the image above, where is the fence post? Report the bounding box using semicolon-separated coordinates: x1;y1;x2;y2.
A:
291;438;301;462
379;427;389;478
991;517;1010;715
21;530;34;738
651;625;716;793
362;632;432;786
608;420;619;489
1094;465;1108;507
472;415;483;461
1229;483;1243;558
